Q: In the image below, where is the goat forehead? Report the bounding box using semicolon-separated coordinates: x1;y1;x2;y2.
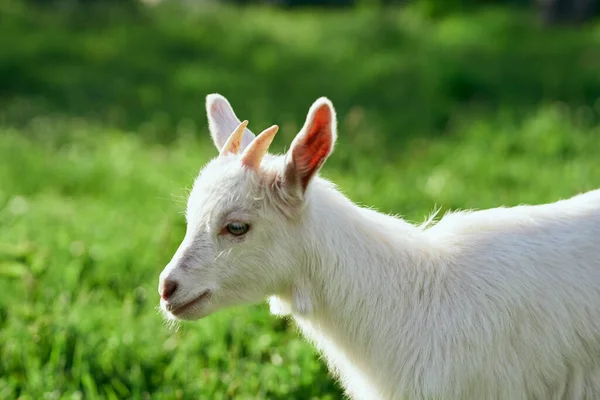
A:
194;160;245;194
186;158;258;220
185;154;288;224
192;154;285;197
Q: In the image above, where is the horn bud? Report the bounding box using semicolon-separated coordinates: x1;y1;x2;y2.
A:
220;120;249;156
241;125;279;170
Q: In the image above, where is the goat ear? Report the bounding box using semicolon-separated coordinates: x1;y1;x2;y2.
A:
283;97;337;195
206;94;255;152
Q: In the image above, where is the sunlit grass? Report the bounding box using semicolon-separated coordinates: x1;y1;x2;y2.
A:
2;1;600;398
2;102;599;398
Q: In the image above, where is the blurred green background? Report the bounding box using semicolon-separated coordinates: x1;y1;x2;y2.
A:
2;0;600;398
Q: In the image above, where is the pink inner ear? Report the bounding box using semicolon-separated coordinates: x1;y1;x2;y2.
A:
294;104;333;190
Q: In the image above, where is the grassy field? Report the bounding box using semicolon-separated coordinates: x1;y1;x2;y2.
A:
2;1;600;399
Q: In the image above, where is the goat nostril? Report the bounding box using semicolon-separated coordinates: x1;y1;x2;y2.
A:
161;280;178;300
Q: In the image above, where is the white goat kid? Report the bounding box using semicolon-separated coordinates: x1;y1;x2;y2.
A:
158;94;600;400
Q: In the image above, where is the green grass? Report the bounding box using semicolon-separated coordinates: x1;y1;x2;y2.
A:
1;1;600;399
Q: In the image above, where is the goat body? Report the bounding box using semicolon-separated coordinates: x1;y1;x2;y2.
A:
270;181;600;399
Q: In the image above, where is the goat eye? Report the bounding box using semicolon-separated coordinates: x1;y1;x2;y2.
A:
226;222;250;236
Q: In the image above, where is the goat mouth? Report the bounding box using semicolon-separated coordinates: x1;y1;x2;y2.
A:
169;290;211;316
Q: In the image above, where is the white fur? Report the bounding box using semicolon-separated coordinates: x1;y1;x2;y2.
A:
159;94;600;400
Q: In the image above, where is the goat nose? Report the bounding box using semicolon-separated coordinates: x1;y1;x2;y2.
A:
160;279;178;301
